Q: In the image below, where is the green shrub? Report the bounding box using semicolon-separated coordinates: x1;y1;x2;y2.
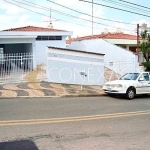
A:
142;62;150;71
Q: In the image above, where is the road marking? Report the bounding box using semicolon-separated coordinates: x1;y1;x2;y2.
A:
0;110;150;127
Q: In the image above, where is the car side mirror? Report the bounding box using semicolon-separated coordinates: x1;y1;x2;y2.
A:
139;77;144;81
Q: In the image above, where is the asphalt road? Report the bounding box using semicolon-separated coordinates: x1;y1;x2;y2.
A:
0;96;150;150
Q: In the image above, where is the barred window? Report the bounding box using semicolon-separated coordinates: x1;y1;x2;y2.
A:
36;36;62;41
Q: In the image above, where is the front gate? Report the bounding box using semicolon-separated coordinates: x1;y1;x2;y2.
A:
0;53;46;84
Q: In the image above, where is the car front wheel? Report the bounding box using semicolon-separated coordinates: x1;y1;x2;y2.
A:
126;88;135;100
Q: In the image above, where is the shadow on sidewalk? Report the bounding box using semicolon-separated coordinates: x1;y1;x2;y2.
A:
0;140;38;150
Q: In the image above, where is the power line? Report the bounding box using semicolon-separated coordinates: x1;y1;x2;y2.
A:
99;0;150;14
10;0;119;29
119;0;150;10
10;0;135;31
79;0;150;18
3;0;116;31
46;0;135;25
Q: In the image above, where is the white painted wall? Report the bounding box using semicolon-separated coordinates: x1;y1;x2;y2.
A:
35;36;66;54
0;38;35;44
47;48;104;85
67;39;139;75
33;36;67;68
105;39;137;45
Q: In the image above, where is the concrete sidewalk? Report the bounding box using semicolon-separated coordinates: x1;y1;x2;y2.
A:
0;82;105;98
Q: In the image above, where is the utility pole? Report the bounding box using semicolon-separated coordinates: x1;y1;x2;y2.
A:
137;24;139;53
92;0;93;35
137;24;140;62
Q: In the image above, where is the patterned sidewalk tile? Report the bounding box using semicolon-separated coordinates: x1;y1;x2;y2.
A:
50;84;66;96
17;83;32;89
32;89;45;97
0;90;17;97
14;90;29;97
0;85;5;90
0;82;104;98
3;84;20;90
40;82;53;89
28;83;42;90
41;89;56;96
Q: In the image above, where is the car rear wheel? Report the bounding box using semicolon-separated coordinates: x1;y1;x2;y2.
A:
126;88;135;100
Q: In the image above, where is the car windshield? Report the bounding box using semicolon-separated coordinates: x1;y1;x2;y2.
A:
120;73;140;80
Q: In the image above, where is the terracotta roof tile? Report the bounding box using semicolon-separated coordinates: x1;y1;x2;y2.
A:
3;26;66;32
66;32;141;44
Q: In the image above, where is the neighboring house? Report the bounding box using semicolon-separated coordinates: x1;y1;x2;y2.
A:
67;38;139;76
0;26;72;68
67;32;139;53
47;47;105;85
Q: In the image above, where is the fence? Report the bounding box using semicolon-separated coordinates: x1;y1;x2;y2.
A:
104;59;138;76
0;53;46;84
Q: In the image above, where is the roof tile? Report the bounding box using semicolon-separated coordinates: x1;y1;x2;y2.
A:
67;32;140;44
3;26;66;32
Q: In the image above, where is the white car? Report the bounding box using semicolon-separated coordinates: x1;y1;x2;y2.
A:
103;72;150;99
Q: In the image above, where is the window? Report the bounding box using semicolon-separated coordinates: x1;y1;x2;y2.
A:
36;36;42;40
120;73;140;80
109;62;113;66
49;36;56;40
56;36;62;40
142;73;149;81
41;36;48;40
36;36;62;41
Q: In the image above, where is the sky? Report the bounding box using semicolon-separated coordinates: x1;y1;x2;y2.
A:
0;0;150;37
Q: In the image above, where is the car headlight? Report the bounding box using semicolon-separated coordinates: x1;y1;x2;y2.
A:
103;84;122;88
110;84;122;88
103;84;109;87
116;84;122;88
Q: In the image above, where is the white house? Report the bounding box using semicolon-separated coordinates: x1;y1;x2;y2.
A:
47;47;105;85
67;38;139;76
0;26;72;69
0;26;106;85
67;32;139;52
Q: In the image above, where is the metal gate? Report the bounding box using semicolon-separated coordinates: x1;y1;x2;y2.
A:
0;53;46;84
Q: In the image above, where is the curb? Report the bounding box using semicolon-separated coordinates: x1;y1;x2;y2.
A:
0;93;107;99
61;93;107;98
0;96;61;99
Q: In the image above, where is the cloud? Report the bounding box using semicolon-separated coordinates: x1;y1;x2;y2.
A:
131;19;150;27
0;14;41;30
52;18;103;37
0;14;17;30
0;0;24;14
1;0;149;37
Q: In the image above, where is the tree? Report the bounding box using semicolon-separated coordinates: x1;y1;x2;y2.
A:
140;30;150;62
140;30;150;71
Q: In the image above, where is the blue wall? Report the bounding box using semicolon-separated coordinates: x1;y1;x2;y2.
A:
47;60;104;85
